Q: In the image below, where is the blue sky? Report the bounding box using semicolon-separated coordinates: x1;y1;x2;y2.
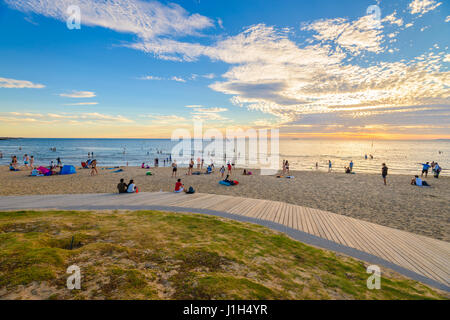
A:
0;0;449;139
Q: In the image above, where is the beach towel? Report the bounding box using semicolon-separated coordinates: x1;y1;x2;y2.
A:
113;169;123;173
37;166;50;175
286;176;295;179
146;171;152;176
219;180;239;186
192;172;201;175
30;169;43;177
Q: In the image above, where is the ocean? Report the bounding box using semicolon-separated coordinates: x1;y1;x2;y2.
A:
0;138;448;176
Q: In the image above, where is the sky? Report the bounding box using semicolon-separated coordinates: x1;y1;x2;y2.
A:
0;0;449;139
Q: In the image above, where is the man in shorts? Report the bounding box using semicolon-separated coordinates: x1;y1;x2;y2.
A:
382;163;388;186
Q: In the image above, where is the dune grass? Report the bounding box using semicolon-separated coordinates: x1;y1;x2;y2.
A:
0;210;447;300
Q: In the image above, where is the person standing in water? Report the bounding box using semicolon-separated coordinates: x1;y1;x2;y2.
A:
382;163;388;186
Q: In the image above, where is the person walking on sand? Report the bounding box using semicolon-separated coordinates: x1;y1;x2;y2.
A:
382;163;388;185
171;160;178;178
420;162;431;178
90;159;98;176
23;154;29;168
328;160;332;172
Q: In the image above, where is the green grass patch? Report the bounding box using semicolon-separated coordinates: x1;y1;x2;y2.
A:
0;210;447;300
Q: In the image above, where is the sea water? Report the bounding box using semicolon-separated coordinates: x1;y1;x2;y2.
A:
0;138;448;176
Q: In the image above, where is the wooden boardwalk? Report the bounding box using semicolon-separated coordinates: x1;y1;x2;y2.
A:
0;192;449;291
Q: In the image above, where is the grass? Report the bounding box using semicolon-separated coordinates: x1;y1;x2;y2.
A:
0;210;447;300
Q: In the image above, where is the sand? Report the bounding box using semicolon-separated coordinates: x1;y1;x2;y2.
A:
0;165;449;241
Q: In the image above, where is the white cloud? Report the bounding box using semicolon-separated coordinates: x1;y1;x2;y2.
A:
140;75;186;82
408;0;442;16
1;112;133;124
185;105;228;121
170;76;186;83
6;0;213;39
382;11;403;27
59;91;96;98
64;102;99;106
0;77;45;89
301;15;385;55
445;16;450;23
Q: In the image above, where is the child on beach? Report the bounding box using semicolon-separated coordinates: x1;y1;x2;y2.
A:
227;162;232;175
30;156;34;169
220;165;225;178
382;163;388;185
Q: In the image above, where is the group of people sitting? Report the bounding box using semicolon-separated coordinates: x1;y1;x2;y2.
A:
117;179;138;193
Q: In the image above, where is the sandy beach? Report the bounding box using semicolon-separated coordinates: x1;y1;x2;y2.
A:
1;165;449;241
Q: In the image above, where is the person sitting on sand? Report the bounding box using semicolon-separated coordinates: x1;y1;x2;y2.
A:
344;166;351;174
9;163;19;171
206;165;212;174
411;175;430;187
242;169;252;175
117;178;128;193
223;174;232;183
174;179;184;193
127;180;137;193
